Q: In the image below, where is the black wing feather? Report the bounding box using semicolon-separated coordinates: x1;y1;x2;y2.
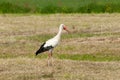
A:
35;42;53;56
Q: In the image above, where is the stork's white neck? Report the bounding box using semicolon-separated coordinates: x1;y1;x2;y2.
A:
54;25;63;39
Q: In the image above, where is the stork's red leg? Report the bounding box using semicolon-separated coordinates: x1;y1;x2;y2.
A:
47;50;53;66
47;52;51;66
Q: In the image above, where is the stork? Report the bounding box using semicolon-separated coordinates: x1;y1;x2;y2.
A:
35;24;69;66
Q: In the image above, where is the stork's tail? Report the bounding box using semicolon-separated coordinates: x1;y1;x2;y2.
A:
35;42;46;56
35;49;43;56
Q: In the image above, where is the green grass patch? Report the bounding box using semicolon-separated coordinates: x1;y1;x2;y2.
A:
16;34;53;42
1;53;120;61
27;34;54;42
56;54;120;61
0;0;120;13
30;53;120;61
29;53;120;61
0;2;31;13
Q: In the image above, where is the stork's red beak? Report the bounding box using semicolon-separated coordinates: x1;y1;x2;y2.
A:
63;26;70;33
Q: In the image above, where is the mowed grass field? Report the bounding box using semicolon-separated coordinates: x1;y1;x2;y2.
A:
0;14;120;80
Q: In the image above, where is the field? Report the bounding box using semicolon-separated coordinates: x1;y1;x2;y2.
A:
0;14;120;80
0;0;120;13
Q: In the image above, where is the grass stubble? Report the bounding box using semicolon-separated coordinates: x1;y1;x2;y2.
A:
0;14;120;80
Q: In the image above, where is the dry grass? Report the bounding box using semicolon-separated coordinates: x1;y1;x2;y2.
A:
0;57;120;80
0;14;120;80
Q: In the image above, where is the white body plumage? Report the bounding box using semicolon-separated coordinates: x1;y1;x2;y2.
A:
35;24;69;55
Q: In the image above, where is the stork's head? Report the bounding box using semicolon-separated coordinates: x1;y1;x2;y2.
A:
60;24;70;33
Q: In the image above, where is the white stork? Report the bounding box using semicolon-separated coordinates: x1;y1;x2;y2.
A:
35;24;69;66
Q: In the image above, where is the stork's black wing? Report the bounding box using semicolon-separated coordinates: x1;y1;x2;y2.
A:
35;42;53;56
